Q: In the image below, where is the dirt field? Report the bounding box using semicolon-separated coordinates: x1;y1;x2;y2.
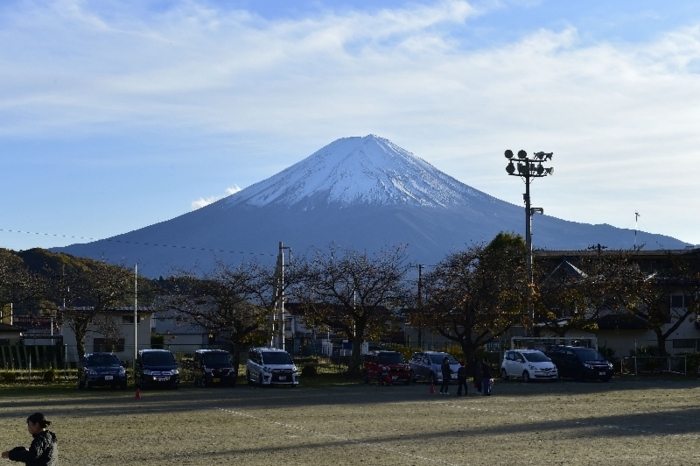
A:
1;378;699;466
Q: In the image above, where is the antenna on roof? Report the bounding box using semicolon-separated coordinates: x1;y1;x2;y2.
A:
634;212;640;248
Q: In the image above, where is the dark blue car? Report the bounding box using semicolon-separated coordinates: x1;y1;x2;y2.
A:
78;352;127;389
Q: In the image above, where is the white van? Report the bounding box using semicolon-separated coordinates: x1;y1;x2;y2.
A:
246;347;300;386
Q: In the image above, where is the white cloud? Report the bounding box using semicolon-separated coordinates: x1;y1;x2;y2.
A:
2;1;700;243
191;185;242;209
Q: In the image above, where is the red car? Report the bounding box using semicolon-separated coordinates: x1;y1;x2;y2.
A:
363;350;412;385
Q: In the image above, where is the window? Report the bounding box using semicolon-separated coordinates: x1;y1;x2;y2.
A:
122;315;147;324
672;339;696;349
93;338;125;353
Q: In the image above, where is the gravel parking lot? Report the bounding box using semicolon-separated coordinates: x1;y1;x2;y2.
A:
1;378;699;465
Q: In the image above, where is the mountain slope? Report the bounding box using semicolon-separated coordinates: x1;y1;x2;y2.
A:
53;135;688;277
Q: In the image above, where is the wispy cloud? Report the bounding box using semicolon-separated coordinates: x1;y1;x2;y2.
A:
191;185;242;209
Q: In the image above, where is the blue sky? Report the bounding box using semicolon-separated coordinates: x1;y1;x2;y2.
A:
2;0;700;252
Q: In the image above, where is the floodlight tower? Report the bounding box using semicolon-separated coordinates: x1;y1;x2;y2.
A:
504;149;554;334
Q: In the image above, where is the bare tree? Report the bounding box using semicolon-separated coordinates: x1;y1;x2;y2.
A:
163;261;273;372
615;251;700;355
55;257;134;360
418;233;529;362
535;252;629;337
291;244;410;377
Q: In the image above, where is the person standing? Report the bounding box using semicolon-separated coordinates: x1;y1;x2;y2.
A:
2;412;58;466
473;357;483;393
456;360;468;396
482;358;492;396
439;356;452;394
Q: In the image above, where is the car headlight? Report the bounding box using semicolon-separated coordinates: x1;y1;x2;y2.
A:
292;366;298;373
87;369;97;375
381;366;389;371
204;367;212;373
143;369;153;375
528;364;536;370
583;363;593;369
263;367;272;373
118;367;126;375
607;362;613;369
172;369;179;375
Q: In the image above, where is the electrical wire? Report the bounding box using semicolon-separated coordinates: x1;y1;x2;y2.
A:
0;228;276;257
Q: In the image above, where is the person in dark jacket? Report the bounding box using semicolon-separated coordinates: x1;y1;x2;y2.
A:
2;412;58;466
481;358;492;396
473;357;483;393
456;360;468;396
439;356;452;394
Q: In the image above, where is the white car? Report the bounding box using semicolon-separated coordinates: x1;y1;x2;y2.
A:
246;347;300;386
500;349;558;382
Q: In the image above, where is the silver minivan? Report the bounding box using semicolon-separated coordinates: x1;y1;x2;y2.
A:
246;347;300;386
408;351;461;383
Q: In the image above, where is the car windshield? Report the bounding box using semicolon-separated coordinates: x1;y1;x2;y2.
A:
142;352;175;366
203;353;231;365
573;348;605;361
262;352;293;365
87;354;120;366
523;352;550;363
429;353;458;364
378;353;405;364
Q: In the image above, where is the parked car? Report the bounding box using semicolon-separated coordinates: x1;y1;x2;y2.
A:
246;347;300;386
78;352;127;390
135;349;180;389
545;345;613;382
193;349;237;387
363;350;412;385
500;349;558;382
408;351;460;384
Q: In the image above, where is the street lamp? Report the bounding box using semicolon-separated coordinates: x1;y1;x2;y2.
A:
505;149;554;336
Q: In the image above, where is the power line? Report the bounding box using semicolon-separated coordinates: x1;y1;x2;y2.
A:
0;228;276;258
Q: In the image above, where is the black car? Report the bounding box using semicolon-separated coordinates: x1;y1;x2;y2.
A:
193;349;237;387
545;345;613;382
135;349;180;389
78;353;127;390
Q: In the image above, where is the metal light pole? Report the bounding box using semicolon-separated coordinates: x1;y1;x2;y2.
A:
505;150;554;336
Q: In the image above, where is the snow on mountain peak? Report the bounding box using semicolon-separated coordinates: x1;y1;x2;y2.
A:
225;134;487;209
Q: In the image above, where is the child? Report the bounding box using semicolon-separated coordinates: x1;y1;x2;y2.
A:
456;360;468;396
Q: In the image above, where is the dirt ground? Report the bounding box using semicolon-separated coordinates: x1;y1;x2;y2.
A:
0;377;699;466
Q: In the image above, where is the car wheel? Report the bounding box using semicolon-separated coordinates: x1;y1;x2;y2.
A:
258;373;264;387
522;371;531;383
404;377;411;386
409;370;415;383
501;369;509;381
201;377;207;388
363;370;370;384
78;378;85;389
86;382;93;390
246;371;251;384
601;375;612;382
430;372;438;385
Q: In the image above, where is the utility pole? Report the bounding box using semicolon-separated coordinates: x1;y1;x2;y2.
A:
133;264;138;376
273;242;292;350
417;264;423;348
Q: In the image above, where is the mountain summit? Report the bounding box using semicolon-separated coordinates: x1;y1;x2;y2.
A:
228;134;486;209
54;135;688;277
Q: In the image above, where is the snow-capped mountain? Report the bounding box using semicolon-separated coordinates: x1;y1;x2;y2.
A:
228;135;486;209
53;135;688;277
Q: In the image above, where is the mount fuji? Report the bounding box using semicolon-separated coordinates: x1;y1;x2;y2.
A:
54;135;687;277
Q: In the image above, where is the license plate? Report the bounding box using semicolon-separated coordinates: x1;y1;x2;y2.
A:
157;377;168;382
599;371;606;376
213;378;220;383
279;376;286;381
104;376;113;381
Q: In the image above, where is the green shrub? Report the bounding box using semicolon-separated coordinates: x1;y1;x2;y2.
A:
301;365;318;377
43;369;58;383
2;372;17;383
